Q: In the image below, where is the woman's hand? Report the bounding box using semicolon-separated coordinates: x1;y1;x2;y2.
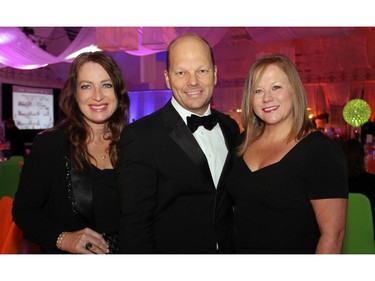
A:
58;228;109;254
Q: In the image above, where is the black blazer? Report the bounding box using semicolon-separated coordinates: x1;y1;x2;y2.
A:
118;100;241;253
12;127;120;253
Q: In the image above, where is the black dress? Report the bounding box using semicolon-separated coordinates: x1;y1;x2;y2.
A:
90;166;119;237
63;145;120;253
225;131;348;254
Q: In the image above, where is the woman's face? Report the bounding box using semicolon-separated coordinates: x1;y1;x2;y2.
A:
252;64;294;127
76;61;118;127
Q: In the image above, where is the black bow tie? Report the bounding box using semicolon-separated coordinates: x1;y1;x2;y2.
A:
186;113;218;133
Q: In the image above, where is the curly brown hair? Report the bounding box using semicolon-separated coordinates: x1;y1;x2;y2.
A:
57;51;130;171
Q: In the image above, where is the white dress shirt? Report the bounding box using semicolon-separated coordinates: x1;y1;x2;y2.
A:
171;97;228;188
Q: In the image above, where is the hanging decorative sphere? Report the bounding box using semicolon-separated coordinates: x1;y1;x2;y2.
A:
342;99;371;127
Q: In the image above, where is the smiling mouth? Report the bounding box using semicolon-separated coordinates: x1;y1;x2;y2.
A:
89;104;107;110
185;89;203;96
263;105;279;112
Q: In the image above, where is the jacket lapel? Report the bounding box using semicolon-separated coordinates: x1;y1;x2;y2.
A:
162;101;212;180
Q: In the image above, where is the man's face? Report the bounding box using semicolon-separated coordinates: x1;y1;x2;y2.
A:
164;36;217;115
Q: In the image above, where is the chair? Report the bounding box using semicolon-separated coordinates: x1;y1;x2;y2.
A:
0;196;13;245
0;155;24;199
342;193;375;254
0;196;23;254
0;195;41;254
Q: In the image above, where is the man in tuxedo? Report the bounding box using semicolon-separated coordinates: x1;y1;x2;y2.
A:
118;32;241;253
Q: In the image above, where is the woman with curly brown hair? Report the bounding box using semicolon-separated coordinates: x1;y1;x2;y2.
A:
12;51;130;254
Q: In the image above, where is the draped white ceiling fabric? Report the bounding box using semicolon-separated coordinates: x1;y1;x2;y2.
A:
0;27;97;69
1;26;375;127
0;26;365;71
1;26;373;86
0;27;232;68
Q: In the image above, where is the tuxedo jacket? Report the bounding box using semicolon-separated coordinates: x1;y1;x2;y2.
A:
118;100;241;253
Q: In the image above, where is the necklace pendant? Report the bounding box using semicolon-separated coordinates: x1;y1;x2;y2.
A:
99;154;106;160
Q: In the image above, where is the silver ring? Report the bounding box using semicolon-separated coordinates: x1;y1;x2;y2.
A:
85;242;92;250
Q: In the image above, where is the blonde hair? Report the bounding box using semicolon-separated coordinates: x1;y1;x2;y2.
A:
238;54;313;156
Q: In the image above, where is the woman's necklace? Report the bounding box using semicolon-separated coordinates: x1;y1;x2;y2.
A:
99;154;107;161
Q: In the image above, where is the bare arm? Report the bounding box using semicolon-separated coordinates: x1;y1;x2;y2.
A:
310;198;347;254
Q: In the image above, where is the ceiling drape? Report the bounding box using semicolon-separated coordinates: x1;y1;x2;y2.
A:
0;27;97;69
1;26;374;129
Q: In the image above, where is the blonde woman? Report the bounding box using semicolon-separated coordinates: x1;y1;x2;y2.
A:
225;54;348;254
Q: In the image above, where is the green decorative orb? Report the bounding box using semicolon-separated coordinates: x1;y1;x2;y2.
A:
343;99;371;127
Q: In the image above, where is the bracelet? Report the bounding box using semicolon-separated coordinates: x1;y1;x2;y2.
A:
56;232;67;250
